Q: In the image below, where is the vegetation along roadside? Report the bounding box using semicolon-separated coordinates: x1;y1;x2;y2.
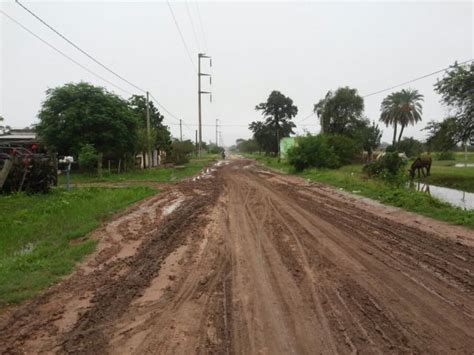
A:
246;153;474;229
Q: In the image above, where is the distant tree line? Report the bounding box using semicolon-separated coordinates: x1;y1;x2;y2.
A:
239;60;472;170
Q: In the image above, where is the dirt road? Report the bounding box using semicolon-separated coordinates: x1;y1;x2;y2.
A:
1;158;473;354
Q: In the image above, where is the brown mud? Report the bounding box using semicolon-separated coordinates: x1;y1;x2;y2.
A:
1;158;473;354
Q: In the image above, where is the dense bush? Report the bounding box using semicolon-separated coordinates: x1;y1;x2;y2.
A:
287;135;339;171
363;152;407;185
395;137;424;158
435;151;455;160
326;134;360;165
167;140;195;165
78;144;98;171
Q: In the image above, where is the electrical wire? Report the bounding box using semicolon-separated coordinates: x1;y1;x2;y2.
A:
1;10;134;96
15;0;146;93
295;112;315;124
195;1;208;52
363;58;474;98
185;0;201;52
167;0;197;72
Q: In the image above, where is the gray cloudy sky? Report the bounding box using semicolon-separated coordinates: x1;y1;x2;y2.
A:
1;1;473;146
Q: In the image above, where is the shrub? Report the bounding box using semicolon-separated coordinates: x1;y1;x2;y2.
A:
435;151;455;160
363;151;407;185
78;144;98;171
395;137;424;158
287;135;339;171
326;134;360;165
167;140;195;165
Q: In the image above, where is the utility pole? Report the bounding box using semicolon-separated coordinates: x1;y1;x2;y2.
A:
195;129;198;156
215;118;219;146
180;119;183;141
198;53;212;156
146;91;151;168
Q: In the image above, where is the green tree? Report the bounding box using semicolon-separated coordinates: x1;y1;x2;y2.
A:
434;62;474;145
380;89;424;145
314;87;364;135
128;95;172;153
425;117;458;152
395;137;424;158
353;121;382;159
36;82;138;175
254;91;297;157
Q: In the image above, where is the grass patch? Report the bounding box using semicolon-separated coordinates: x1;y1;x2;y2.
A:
60;155;218;185
0;186;155;306
245;153;474;228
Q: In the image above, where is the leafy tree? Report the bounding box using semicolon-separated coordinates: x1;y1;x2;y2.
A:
434;62;474;145
380;89;424;145
253;91;297;156
36;82;139;176
424;117;458;152
355;121;382;159
395;137;424;158
314;87;364;135
128;95;172;153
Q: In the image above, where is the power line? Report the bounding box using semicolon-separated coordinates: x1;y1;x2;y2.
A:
185;0;201;52
3;8;193;138
167;0;197;72
363;58;474;98
195;1;208;52
15;0;146;93
149;93;194;132
0;10;133;96
295;112;315;124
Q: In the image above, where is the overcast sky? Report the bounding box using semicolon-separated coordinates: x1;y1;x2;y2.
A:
1;0;473;146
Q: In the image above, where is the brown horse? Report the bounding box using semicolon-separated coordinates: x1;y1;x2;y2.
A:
409;156;432;179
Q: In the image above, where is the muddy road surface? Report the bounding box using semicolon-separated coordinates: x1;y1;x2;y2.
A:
1;158;473;354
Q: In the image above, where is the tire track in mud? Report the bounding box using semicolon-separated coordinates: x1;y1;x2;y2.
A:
59;178;222;354
1;158;473;354
240;162;474;353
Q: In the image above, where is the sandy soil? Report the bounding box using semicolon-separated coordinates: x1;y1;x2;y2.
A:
1;158;473;354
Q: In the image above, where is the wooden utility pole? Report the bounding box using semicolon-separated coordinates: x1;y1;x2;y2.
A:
180;119;183;141
195;129;198;156
198;53;212;156
146;91;151;168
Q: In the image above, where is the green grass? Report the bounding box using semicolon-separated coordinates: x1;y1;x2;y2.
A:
0;155;216;306
245;153;474;228
60;155;218;185
0;186;155;306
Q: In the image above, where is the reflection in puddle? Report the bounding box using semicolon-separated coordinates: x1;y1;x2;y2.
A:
411;182;474;210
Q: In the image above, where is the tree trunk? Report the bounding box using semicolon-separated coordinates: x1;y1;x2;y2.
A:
118;159;121;173
398;124;405;143
392;122;398;146
97;152;103;179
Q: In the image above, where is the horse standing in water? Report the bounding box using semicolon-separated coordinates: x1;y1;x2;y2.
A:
409;156;432;179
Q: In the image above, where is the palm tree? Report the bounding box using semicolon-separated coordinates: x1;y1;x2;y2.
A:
380;89;424;145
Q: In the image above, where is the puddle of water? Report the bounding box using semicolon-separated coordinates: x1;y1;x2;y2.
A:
411;182;474;210
454;163;474;168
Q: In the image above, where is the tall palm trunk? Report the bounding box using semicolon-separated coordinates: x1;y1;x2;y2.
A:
392;121;398;146
398;124;405;143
